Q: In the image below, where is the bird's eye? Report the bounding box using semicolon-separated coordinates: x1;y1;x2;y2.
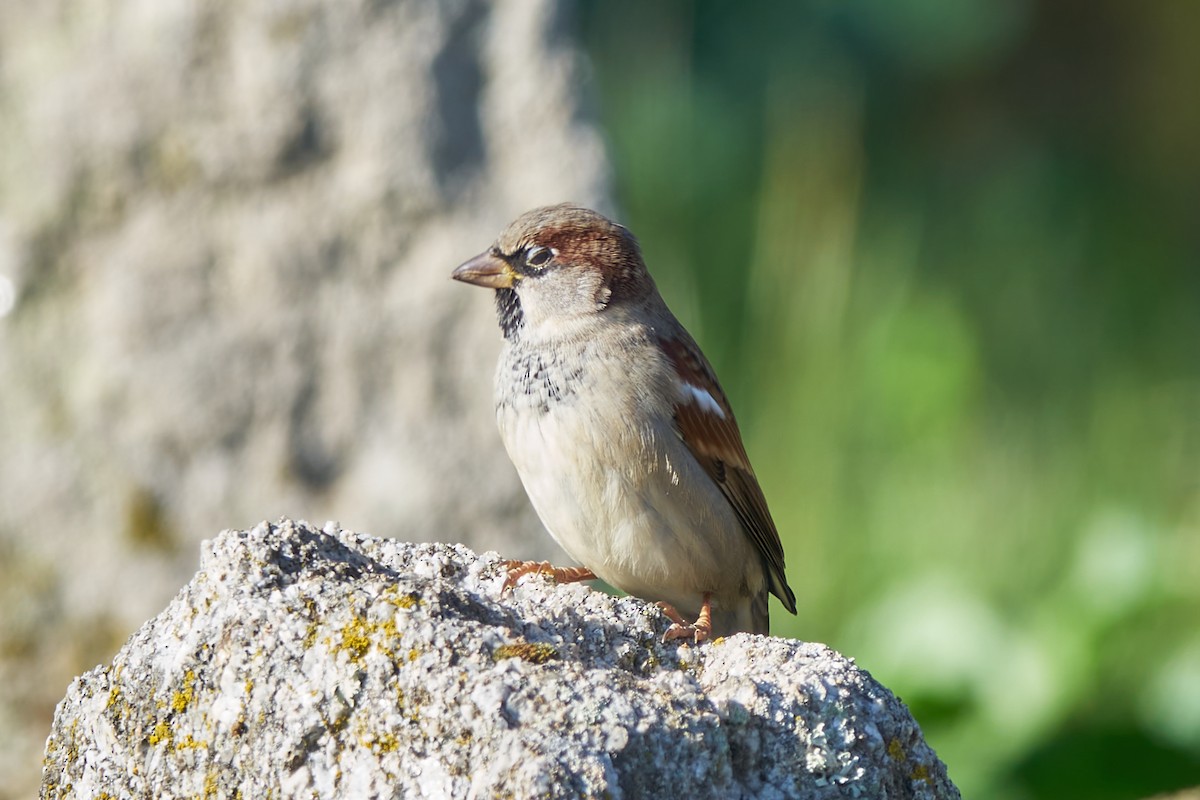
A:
525;246;553;269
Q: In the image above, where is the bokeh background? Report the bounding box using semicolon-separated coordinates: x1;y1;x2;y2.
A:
577;1;1200;798
2;1;1197;798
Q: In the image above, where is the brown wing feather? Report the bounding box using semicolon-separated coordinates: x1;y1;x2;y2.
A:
659;335;797;614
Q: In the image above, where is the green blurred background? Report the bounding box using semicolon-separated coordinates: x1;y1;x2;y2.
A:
577;1;1200;798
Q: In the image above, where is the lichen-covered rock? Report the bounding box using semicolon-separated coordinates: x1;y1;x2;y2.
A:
42;519;960;800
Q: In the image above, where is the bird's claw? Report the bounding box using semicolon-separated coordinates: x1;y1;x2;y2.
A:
658;595;713;645
500;559;596;592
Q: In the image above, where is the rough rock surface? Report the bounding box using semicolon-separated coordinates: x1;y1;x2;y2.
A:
42;519;960;800
0;1;606;793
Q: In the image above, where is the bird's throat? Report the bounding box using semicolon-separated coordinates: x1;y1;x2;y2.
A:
495;288;524;341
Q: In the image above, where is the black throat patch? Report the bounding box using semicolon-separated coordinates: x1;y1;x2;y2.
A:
495;288;524;341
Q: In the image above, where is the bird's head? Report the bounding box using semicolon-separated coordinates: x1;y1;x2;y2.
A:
452;204;653;340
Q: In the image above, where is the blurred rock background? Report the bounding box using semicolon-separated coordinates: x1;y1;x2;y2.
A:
3;1;1198;799
0;1;607;796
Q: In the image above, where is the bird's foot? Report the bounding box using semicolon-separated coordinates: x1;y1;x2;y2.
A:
500;560;596;592
658;593;713;644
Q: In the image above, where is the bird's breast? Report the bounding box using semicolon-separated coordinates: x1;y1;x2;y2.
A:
495;347;586;416
493;337;760;608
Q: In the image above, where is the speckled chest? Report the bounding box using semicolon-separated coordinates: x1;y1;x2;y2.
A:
495;343;588;416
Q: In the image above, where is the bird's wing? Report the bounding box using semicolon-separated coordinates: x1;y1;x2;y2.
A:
657;333;796;614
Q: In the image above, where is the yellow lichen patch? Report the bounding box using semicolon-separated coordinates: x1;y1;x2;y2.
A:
493;642;559;664
244;678;254;696
105;684;122;713
379;617;400;642
326;605;421;664
911;763;934;786
362;732;400;753
327;709;351;735
148;720;173;746
407;648;420;662
454;730;473;747
175;734;208;751
171;669;197;713
391;590;421;610
203;770;219;798
338;617;373;662
887;737;906;762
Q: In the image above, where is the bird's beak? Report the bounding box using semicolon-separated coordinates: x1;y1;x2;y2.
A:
452;250;518;289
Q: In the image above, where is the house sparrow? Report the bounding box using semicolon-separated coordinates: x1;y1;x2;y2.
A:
453;204;796;642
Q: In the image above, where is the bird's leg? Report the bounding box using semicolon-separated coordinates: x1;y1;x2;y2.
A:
659;593;714;644
500;560;596;592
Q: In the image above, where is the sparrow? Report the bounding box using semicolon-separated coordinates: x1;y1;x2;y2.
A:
452;204;796;642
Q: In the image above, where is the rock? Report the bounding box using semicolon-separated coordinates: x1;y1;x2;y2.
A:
0;1;607;793
42;519;960;800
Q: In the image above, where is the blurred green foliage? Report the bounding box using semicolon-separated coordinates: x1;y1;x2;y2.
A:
577;1;1200;797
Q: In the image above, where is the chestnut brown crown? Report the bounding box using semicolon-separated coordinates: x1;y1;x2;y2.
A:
495;204;649;294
